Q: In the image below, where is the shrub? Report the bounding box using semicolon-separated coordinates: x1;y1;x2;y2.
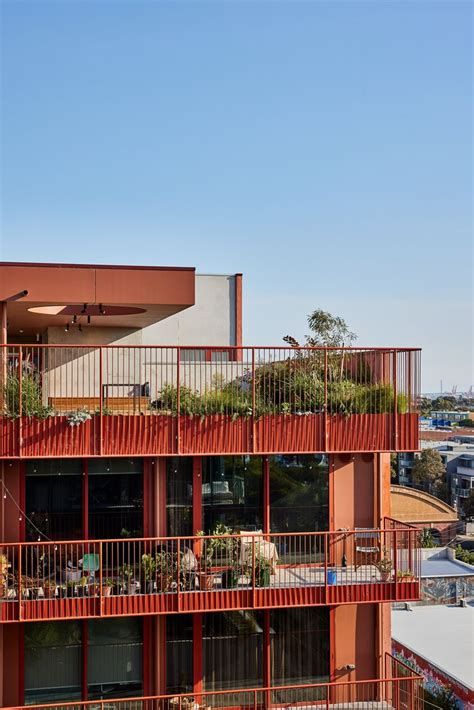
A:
3;372;53;419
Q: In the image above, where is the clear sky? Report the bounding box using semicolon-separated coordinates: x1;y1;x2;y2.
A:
0;0;472;392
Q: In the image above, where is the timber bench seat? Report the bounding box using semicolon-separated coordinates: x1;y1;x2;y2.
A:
49;396;150;414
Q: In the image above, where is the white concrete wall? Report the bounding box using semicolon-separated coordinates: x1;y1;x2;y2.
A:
42;275;239;401
142;274;237;346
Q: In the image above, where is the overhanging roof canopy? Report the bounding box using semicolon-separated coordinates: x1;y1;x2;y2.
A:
0;261;195;334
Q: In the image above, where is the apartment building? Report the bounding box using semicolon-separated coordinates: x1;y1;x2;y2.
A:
0;262;423;709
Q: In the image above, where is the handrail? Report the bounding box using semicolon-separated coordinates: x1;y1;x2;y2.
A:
3;523;419;547
2;344;422;350
1;659;423;710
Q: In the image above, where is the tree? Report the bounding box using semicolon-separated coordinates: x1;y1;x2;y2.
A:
412;449;446;498
462;490;474;519
284;308;356;348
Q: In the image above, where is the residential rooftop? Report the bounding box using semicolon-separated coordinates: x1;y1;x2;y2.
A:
392;605;474;690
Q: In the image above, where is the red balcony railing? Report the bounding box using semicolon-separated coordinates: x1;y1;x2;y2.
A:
0;345;420;457
3;655;423;710
0;522;420;622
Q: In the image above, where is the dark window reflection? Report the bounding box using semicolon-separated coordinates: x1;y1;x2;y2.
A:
202;457;263;533
26;460;83;541
269;455;328;533
203;612;264;691
166;615;193;694
167;458;193;537
25;621;82;704
88;618;143;700
270;608;329;691
88;459;143;539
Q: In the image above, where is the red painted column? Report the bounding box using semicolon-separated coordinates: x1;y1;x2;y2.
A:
234;274;243;362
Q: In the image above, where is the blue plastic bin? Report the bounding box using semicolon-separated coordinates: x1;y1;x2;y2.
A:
327;570;337;585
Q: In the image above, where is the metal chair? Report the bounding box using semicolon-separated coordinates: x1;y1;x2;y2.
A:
354;529;380;570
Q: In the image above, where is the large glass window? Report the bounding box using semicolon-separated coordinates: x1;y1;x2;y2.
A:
270;608;329;687
203;612;263;691
166;615;193;694
269;455;328;533
167;458;193;537
88;618;143;700
202;457;263;533
88;459;143;539
26;461;83;541
25;622;82;704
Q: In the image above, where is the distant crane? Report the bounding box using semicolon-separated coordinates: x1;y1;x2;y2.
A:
451;385;457;395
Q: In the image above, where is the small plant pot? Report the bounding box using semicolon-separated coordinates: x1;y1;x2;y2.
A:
380;571;391;582
30;587;41;600
103;586;113;597
76;586;88;598
57;586;67;599
0;583;5;598
89;584;101;597
221;569;239;589
156;575;173;593
198;572;215;591
43;585;57;599
145;581;155;594
255;569;271;587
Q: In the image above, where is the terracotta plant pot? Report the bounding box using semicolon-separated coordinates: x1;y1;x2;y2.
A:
198;571;215;590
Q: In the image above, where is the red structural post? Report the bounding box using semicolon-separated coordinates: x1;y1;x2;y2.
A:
176;347;181;455
18;347;23;456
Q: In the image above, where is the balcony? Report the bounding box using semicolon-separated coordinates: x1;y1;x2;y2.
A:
0;521;420;622
454;487;471;498
2;655;423;710
0;345;420;457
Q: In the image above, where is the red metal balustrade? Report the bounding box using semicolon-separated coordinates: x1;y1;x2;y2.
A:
0;522;420;622
2;655;423;710
0;345;420;458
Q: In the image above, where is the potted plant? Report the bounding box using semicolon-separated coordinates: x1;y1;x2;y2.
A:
253;553;273;587
141;553;157;594
57;584;67;599
43;579;57;599
120;564;139;594
76;576;88;597
66;580;77;598
396;570;415;582
88;578;101;597
102;578;115;597
0;554;11;598
196;536;215;591
376;553;393;582
155;551;174;593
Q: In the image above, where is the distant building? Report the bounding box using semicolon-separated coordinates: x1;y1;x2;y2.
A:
431;410;474;427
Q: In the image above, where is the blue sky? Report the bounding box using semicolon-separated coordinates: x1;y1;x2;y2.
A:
0;1;472;391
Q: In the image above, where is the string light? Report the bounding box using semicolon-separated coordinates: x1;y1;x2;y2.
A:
1;480;53;541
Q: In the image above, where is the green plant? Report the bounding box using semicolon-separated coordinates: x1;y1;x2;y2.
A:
252;553;273;587
376;550;393;577
454;544;474;566
141;553;156;582
3;372;53;419
418;528;437;548
67;409;92;426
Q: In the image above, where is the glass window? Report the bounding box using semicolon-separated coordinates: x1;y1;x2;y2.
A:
203;612;263;691
180;349;206;362
167;458;193;537
88;618;143;700
270;608;329;687
88;459;143;539
25;621;82;704
269;455;328;533
202;457;263;533
26;460;83;541
166;615;193;694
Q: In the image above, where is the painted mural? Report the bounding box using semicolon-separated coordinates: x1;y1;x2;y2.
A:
420;576;474;605
392;641;473;710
